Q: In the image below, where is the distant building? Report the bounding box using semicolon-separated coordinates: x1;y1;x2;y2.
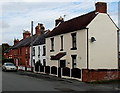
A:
2;43;10;56
30;23;46;69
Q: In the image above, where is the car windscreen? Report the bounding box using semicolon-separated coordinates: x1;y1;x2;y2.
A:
5;64;14;66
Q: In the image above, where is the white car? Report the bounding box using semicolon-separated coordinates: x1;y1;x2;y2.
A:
2;62;17;71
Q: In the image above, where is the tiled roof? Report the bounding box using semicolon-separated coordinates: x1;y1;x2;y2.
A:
32;34;46;46
4;46;14;53
46;11;97;37
12;34;46;49
4;48;11;53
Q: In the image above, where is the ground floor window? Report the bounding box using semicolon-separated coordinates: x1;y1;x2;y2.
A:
71;55;77;68
43;59;46;66
33;59;35;65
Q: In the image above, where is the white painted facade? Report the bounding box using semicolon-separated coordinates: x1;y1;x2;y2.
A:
46;29;87;69
46;13;118;69
87;13;118;69
30;44;46;66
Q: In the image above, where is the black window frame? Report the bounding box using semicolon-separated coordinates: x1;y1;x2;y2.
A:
71;55;77;68
60;36;63;51
43;46;46;56
50;38;54;52
43;59;46;66
38;46;40;57
71;33;77;50
33;47;35;56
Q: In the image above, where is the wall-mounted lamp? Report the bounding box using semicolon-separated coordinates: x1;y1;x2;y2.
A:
68;62;70;64
91;37;96;42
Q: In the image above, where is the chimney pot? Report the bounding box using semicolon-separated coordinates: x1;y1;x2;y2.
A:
95;2;107;13
35;23;45;35
14;39;19;45
55;16;64;27
23;31;30;39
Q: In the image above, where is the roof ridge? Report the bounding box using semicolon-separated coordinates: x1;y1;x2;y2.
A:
65;11;96;23
46;11;97;37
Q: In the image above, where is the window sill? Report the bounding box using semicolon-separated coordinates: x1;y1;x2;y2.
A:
50;50;54;52
42;54;46;56
60;49;63;51
71;48;77;50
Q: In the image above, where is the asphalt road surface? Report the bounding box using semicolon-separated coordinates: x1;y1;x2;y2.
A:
2;68;120;92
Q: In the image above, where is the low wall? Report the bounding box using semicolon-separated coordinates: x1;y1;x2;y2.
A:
82;69;120;82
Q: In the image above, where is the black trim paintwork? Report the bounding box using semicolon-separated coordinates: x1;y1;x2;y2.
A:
86;28;89;69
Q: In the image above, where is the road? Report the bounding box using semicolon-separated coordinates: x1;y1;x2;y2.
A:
2;68;120;92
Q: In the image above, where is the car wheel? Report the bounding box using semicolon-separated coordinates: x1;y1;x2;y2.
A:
4;68;7;72
2;68;4;71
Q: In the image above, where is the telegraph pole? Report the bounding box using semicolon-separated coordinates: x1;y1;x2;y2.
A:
31;21;33;72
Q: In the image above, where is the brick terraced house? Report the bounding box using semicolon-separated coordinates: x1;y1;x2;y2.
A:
3;23;46;69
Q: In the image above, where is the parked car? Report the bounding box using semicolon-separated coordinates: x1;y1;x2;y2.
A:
2;62;17;72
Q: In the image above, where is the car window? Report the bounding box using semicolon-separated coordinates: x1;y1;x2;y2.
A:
5;64;14;66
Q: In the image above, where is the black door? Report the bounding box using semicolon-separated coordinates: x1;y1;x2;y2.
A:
58;60;66;78
58;67;61;78
60;60;66;68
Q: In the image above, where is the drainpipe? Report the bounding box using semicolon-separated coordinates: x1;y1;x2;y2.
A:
117;29;119;80
117;30;119;69
30;21;33;72
86;28;89;69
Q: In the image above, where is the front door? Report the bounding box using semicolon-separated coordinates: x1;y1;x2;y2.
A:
58;60;66;78
60;60;66;68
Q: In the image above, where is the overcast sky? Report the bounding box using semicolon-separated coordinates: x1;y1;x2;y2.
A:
0;0;119;45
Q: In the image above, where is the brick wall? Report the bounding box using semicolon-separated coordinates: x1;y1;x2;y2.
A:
82;69;120;82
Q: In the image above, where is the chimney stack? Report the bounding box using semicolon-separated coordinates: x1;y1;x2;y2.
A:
55;16;64;27
95;2;107;13
14;39;19;45
23;30;30;39
35;23;45;35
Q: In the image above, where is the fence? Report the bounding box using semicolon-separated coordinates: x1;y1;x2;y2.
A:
18;65;81;79
34;66;81;79
18;65;120;82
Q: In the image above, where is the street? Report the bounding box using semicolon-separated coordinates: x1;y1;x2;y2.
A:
2;68;120;92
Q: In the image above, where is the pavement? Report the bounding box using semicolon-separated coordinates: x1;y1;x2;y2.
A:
2;69;120;92
17;70;120;90
17;70;78;83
